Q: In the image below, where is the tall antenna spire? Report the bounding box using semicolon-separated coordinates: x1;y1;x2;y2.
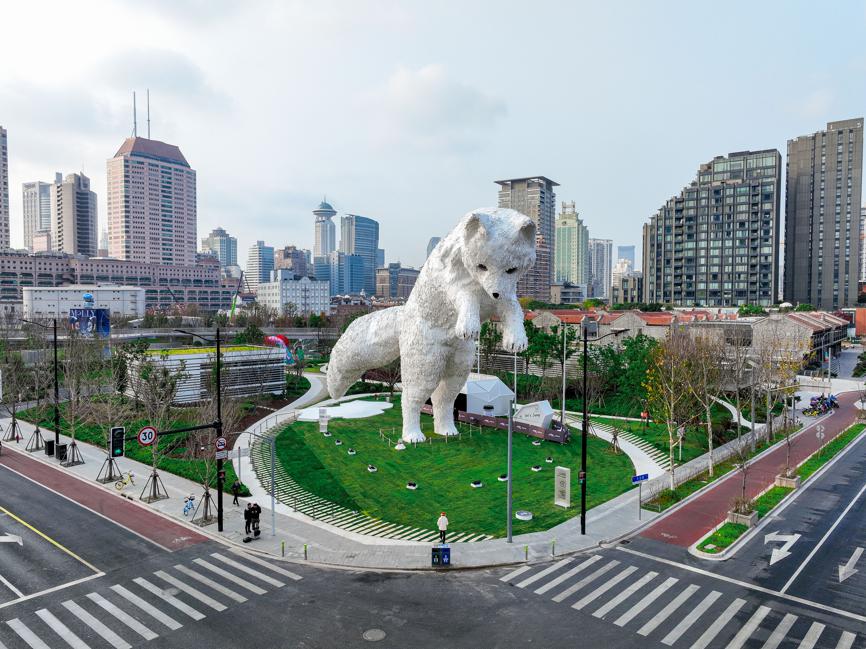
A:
132;91;138;137
146;89;151;139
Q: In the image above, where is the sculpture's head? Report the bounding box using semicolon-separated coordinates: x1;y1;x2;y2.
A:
460;208;536;301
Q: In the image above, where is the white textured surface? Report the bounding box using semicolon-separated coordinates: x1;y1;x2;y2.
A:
297;400;393;421
327;207;536;442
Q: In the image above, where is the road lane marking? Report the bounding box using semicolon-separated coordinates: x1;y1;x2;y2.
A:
535;556;601;595
835;631;856;649
210;553;285;587
765;532;801;565
0;573;104;611
7;618;52;649
62;600;131;649
0;504;99;573
690;598;745;649
725;605;771;649
35;608;91;649
796;622;825;649
85;592;158;640
592;571;657;618
515;558;572;588
838;547;863;583
229;550;302;581
173;565;247;603
781;481;866;593
192;559;267;594
638;583;700;637
110;584;182;630
572;566;637;611
551;560;619;603
132;577;205;621
154;571;226;611
499;565;532;582
0;574;23;598
660;590;721;646
760;613;797;649
614;576;678;627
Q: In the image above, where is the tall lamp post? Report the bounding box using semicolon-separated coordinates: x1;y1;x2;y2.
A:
579;318;625;535
21;318;60;451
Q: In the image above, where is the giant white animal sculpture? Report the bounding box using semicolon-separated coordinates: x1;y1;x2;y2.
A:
327;208;536;443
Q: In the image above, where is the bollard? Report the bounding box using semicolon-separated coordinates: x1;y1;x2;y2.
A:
524;545;529;561
304;543;308;560
551;539;556;557
281;540;285;557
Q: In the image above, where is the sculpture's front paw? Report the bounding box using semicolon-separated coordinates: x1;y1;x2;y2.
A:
402;428;426;443
455;314;481;340
434;423;460;437
502;330;529;353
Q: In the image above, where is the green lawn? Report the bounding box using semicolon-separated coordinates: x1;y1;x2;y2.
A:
274;397;635;537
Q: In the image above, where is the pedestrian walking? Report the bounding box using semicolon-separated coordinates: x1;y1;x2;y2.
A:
244;503;253;535
251;502;262;537
437;511;449;544
231;480;241;506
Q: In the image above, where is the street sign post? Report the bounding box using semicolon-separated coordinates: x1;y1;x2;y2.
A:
632;473;649;519
554;466;571;508
137;426;157;447
215;450;228;460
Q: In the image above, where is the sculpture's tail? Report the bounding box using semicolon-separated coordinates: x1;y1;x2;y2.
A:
326;306;403;399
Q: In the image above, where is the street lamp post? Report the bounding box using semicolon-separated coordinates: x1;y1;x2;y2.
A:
506;397;513;543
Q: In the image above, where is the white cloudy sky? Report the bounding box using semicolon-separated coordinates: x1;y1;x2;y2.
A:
2;0;865;268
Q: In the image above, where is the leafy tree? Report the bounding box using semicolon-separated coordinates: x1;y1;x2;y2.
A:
479;321;503;371
738;304;767;316
549;324;577;385
234;323;264;345
794;303;815;312
687;334;724;476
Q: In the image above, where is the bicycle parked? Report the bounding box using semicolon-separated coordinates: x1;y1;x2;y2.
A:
114;471;135;491
183;494;196;517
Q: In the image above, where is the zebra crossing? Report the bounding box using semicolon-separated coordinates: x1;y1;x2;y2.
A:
250;431;492;543
568;415;669;468
498;554;860;648
0;551;302;649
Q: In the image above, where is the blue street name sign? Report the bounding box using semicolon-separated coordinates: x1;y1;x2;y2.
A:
631;473;649;484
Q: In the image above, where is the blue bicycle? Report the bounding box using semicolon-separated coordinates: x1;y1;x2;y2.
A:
183;494;196;517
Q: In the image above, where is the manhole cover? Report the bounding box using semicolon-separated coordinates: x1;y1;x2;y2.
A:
363;628;387;642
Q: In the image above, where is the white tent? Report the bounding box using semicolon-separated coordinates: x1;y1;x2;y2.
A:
461;373;515;417
514;401;555;428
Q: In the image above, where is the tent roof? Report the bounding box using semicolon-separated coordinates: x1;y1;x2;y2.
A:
462;373;515;399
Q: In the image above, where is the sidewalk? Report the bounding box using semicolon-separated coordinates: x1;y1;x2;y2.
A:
1;372;656;570
641;390;862;547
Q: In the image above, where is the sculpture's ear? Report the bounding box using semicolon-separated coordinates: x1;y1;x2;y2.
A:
465;213;487;239
519;219;536;244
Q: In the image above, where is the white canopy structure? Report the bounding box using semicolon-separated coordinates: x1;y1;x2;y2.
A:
461;373;515;417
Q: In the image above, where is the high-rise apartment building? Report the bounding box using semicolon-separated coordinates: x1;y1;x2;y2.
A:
495;176;558;300
588;238;613;300
617;245;635;267
376;262;420;299
23;173;60;251
426;237;441;258
245;241;274;294
860;206;866;283
0;126;9;249
643;149;781;307
51;173;98;257
339;214;379;295
784;119;864;309
107;136;197;265
328;250;365;295
376;248;385;270
313;200;337;258
274;245;308;276
554;201;589;286
201;227;237;267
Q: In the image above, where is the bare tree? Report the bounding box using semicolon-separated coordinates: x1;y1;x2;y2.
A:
378;357;401;400
688;334;724;476
60;330;102;466
1;354;29;443
89;340;137;482
730;438;754;516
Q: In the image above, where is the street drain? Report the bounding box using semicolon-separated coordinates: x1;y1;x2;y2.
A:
363;628;387;642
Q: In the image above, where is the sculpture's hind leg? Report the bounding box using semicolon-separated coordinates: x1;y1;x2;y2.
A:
399;338;447;443
432;339;475;436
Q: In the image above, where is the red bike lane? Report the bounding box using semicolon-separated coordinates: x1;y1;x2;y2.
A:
0;446;208;552
640;391;861;547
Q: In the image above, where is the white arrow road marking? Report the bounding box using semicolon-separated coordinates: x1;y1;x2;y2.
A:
764;532;801;565
838;547;864;583
0;534;22;546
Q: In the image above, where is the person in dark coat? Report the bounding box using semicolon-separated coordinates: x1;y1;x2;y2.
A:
244;503;253;535
231;480;241;506
251;502;262;536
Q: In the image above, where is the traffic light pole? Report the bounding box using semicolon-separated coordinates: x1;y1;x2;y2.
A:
53;319;60;448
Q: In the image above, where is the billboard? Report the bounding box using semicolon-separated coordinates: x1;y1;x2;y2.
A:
68;308;110;338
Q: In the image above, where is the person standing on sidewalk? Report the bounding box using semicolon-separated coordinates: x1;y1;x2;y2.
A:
437;512;449;544
231;480;241;506
251;502;262;537
244;503;253;535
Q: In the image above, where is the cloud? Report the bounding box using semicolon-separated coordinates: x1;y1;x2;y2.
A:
365;64;506;153
116;0;244;25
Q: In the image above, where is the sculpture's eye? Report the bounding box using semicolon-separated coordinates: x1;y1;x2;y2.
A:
506;267;517;274
477;264;488;271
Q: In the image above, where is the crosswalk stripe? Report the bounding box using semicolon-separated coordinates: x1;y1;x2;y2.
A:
211;553;285;587
500;565;532;583
835;631;856;649
154;571;226;611
796;622;825;649
726;605;772;649
62;600;131;649
133;577;206;621
690;597;746;649
614;577;678;627
193;559;267;595
572;566;638;610
592;571;657;619
760;612;797;649
535;556;602;595
85;593;158;640
110;584;183;630
174;564;247;603
7;618;52;649
229;551;303;581
637;583;700;637
660;590;721;646
515;559;572;589
35;608;91;649
551;560;619;603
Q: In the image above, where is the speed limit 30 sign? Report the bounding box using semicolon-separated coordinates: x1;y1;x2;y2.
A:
138;426;157;446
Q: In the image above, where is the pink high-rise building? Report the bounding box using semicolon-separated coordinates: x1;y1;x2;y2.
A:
107;137;197;265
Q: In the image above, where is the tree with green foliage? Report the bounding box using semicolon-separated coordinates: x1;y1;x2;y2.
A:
549;324;577;385
794;303;815;312
234;323;264;345
738;304;768;316
479;321;503;371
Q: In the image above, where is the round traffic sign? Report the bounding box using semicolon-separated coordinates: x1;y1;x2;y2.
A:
215;437;227;451
137;426;157;447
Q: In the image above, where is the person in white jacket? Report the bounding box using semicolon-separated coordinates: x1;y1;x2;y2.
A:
437;512;449;543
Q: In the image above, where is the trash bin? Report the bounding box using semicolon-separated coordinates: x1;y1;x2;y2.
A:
56;443;68;462
45;439;55;457
432;544;451;567
431;546;441;566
